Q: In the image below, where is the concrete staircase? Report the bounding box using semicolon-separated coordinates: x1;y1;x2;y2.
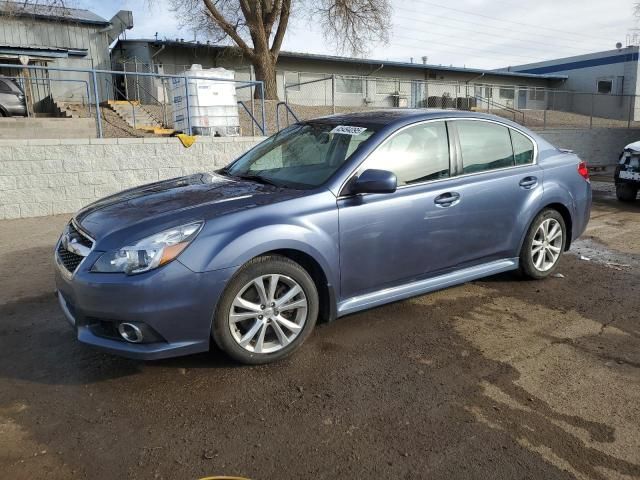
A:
105;101;174;135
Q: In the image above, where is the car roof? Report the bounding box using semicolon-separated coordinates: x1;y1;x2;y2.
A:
311;108;520;129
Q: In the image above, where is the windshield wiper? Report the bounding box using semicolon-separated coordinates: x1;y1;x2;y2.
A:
233;173;282;188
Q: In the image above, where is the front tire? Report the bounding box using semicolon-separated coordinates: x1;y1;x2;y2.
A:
519;209;566;280
212;255;319;365
616;183;638;202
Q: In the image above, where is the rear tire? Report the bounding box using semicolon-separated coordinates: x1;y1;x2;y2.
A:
519;209;566;280
616;183;638;202
212;255;319;365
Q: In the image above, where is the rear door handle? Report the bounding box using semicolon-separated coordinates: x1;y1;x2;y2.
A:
519;176;538;189
434;192;461;207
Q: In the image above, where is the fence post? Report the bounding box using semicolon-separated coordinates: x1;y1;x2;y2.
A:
91;69;103;138
259;81;267;135
628;95;634;129
543;108;547;129
86;81;91;114
183;75;192;135
590;93;594;129
331;75;336;115
135;59;140;102
249;67;256;137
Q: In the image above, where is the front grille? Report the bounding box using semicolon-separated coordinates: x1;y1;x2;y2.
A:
56;221;94;274
68;222;93;248
57;242;85;273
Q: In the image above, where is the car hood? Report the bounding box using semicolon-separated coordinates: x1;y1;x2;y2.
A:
75;173;307;240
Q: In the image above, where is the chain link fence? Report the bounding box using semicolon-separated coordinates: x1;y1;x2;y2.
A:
282;74;640;130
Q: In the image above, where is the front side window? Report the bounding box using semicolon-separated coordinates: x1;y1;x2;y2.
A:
456;120;514;174
226;122;376;189
511;130;535;165
363;121;450;186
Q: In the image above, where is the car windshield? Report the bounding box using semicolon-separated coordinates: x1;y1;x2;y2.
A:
224;122;377;189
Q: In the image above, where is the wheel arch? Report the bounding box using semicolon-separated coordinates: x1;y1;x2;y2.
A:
192;225;340;324
520;202;573;253
261;248;337;324
543;202;573;251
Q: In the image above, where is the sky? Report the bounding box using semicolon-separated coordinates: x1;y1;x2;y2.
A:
79;0;639;69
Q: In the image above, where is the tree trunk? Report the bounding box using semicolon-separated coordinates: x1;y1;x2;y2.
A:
253;55;278;100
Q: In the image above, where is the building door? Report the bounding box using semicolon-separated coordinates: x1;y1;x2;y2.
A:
518;87;527;109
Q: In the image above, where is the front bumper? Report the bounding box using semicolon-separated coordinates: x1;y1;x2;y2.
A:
54;251;236;360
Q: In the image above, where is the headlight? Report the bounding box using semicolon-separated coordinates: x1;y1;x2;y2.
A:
91;222;203;275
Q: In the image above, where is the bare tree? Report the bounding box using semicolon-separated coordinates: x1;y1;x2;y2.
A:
169;0;391;99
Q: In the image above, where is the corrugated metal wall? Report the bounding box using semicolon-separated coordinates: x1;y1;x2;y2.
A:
0;16;112;105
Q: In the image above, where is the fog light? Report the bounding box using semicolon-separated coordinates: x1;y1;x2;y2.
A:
118;323;143;343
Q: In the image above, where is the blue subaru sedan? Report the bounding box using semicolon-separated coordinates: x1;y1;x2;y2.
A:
54;110;592;364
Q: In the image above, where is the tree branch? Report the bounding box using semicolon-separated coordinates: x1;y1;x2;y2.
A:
202;0;254;56
270;0;290;56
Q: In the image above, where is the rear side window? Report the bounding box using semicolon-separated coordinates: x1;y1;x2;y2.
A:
456;120;514;174
510;130;535;165
365;121;450;186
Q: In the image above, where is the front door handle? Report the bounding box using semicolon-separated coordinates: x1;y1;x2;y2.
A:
434;192;461;207
519;176;538;189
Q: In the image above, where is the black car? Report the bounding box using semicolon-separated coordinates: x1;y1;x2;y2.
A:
615;142;640;202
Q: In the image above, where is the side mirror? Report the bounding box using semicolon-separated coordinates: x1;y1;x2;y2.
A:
350;169;397;195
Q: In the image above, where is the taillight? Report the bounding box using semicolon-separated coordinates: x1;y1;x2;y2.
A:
578;161;590;182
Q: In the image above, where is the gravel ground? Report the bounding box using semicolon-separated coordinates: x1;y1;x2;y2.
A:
0;183;639;480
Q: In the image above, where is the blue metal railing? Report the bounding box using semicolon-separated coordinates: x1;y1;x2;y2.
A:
275;102;300;131
7;76;92;114
238;100;265;135
0;63;266;138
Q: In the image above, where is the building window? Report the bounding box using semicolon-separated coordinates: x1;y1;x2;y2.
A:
529;88;545;101
376;79;398;95
474;84;493;99
284;71;300;91
597;80;612;94
336;77;363;94
499;87;514;100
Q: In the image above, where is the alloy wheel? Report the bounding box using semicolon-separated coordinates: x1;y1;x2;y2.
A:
229;274;308;354
531;218;563;272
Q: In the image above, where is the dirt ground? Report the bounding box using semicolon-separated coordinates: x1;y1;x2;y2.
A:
0;181;639;480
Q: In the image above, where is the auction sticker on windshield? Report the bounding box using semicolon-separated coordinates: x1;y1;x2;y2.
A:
331;125;368;135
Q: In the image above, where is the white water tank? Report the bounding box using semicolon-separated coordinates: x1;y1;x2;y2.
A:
170;65;240;136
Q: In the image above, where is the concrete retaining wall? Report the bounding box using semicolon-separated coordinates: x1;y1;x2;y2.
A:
0;136;264;220
535;128;640;167
1;127;637;220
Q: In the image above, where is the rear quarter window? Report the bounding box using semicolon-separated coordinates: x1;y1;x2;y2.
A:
510;130;535;165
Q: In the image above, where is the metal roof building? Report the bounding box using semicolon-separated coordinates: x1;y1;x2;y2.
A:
0;1;132;107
